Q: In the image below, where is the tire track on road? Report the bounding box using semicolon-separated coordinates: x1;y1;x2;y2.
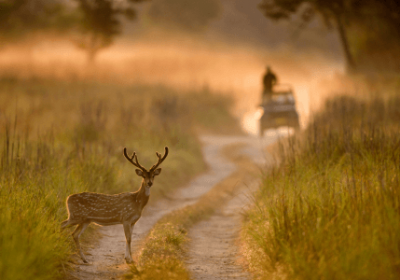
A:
186;135;277;280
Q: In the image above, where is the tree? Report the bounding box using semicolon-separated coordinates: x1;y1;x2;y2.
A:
259;0;359;72
147;0;221;33
0;0;69;47
73;0;147;64
350;0;400;72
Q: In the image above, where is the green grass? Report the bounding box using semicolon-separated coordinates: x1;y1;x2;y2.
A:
125;144;258;280
243;94;400;280
0;77;240;280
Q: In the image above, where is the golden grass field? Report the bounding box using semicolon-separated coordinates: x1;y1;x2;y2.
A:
2;35;394;280
0;40;247;279
242;88;400;279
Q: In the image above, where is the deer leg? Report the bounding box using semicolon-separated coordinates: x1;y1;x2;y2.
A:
123;223;134;264
61;219;79;229
72;223;89;263
61;219;70;229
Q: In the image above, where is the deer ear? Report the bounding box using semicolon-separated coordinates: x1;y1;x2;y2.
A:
135;169;144;176
153;168;162;176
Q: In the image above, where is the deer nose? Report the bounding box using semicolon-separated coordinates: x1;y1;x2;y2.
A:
148;182;153;187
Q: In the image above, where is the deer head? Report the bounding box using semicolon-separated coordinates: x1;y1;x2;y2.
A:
123;147;169;195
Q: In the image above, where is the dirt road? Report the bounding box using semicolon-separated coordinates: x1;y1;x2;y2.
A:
68;133;282;279
185;182;257;280
185;135;277;279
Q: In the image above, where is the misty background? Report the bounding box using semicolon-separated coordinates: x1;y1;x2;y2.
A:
1;0;399;132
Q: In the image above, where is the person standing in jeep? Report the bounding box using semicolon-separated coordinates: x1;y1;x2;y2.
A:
262;66;277;102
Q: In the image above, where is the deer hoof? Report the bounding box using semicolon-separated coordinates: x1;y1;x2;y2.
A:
125;257;134;264
80;254;88;263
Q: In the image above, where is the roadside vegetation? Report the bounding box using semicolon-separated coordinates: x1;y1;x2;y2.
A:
0;77;239;280
125;144;258;280
242;85;400;279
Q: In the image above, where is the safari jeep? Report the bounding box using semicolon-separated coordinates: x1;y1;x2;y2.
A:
259;84;300;136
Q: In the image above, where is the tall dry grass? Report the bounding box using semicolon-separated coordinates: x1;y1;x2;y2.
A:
243;91;400;279
0;76;238;280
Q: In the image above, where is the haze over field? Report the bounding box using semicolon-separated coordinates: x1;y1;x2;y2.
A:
0;0;347;134
2;2;400;280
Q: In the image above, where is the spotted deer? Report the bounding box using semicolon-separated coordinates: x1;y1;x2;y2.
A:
61;147;169;264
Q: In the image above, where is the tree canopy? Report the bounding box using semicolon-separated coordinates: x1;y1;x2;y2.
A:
73;0;148;63
259;0;358;72
0;0;147;63
259;0;400;72
0;0;69;46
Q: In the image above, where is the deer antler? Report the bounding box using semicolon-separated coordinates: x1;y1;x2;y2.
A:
123;148;147;171
150;147;169;171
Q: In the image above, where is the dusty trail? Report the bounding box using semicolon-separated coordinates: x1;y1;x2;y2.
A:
186;135;276;280
186;183;257;280
68;134;280;279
